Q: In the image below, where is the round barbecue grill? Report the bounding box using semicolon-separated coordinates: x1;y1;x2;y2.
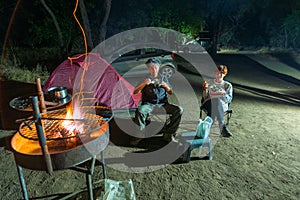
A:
11;107;111;171
10;85;112;199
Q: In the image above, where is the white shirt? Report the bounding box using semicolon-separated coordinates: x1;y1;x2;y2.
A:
204;79;233;111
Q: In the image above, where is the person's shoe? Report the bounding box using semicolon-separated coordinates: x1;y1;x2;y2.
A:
130;137;142;146
163;133;173;142
163;133;180;143
221;125;233;137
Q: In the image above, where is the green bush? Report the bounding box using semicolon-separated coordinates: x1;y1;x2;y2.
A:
2;46;65;71
0;60;49;84
256;47;294;54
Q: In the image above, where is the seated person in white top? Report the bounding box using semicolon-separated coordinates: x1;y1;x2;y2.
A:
202;64;233;137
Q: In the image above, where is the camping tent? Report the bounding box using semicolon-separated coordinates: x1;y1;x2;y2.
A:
43;53;141;109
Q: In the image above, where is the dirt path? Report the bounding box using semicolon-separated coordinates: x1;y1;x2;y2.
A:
0;53;299;200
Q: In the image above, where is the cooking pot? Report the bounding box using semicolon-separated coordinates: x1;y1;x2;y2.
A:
46;86;68;100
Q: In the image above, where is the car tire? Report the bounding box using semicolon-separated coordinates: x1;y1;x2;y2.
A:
160;66;174;79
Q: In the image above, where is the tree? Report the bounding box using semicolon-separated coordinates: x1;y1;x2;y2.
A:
76;0;112;45
78;0;94;50
40;0;64;52
1;0;19;60
105;0;147;38
279;9;300;49
199;0;253;53
99;0;112;42
265;0;300;49
27;0;79;52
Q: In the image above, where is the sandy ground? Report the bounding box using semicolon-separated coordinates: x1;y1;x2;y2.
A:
0;52;299;199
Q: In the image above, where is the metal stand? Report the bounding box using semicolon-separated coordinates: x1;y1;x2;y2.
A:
101;151;107;179
72;156;96;200
15;96;109;199
16;165;29;200
16;153;107;200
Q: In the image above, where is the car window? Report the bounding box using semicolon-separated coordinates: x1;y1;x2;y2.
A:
144;48;157;54
112;49;141;63
121;49;140;57
143;48;170;57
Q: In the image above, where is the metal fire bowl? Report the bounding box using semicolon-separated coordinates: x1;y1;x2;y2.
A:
11;123;109;171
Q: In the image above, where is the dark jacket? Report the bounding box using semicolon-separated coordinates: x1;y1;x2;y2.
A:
141;84;168;105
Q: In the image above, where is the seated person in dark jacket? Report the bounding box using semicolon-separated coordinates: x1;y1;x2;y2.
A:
131;57;183;145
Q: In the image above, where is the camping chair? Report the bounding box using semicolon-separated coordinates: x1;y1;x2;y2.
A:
178;116;213;163
200;100;233;127
145;108;171;127
134;101;171;129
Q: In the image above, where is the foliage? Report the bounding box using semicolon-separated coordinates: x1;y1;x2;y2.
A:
85;1;104;31
2;46;64;71
148;0;204;39
0;46;50;84
1;0;300;60
0;58;49;84
0;1;18;45
282;9;300;49
268;9;300;49
2;0;81;54
107;0;152;36
256;46;293;54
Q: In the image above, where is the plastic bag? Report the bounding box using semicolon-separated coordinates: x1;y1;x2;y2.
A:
196;116;213;139
101;179;136;200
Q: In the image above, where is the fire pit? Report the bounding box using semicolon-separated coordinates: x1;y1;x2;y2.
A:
11;108;110;170
11;96;112;200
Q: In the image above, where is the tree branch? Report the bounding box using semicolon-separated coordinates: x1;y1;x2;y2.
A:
40;0;64;50
78;0;94;50
99;0;112;42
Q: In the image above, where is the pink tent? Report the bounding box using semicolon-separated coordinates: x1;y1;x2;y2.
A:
43;53;141;109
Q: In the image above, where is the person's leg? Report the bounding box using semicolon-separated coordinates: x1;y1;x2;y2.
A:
163;103;183;140
202;99;212;117
212;99;232;137
131;104;153;145
214;99;226;128
134;104;153;130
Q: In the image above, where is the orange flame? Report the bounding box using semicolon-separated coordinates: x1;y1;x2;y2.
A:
64;103;73;119
62;103;84;135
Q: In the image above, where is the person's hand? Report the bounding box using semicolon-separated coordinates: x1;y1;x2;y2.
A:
219;88;226;95
209;88;226;96
144;78;152;85
160;81;167;88
133;78;152;94
202;81;208;90
161;81;172;94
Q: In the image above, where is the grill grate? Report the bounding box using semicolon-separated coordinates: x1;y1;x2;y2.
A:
18;108;109;141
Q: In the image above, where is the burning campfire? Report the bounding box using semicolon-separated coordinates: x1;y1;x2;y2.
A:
51;104;84;139
19;103;107;144
13;96;110;160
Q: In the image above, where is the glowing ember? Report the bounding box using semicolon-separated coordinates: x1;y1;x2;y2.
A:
61;104;84;136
